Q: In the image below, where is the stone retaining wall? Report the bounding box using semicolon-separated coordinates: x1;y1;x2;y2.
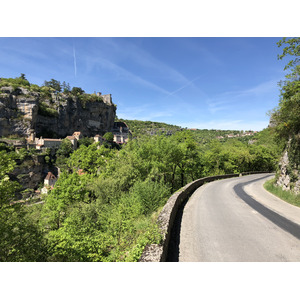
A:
139;172;268;262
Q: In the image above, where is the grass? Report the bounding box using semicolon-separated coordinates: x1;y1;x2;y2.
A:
264;178;300;208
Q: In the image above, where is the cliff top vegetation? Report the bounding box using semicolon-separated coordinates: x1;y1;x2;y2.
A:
0;74;106;105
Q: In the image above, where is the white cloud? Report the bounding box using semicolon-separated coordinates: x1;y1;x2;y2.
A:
101;38;191;84
88;56;171;95
206;79;280;114
84;38;204;97
164;76;201;98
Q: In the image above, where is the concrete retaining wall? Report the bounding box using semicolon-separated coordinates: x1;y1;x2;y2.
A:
139;172;268;262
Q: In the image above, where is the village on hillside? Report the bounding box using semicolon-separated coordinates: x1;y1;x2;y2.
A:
37;121;132;194
28;121;132;151
216;131;258;139
1;121;132;197
1;119;259;200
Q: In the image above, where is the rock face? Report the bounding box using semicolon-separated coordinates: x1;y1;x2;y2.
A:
10;155;49;199
0;86;37;136
277;145;300;194
0;86;116;138
277;150;291;191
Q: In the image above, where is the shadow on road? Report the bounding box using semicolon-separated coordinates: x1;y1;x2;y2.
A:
166;197;189;262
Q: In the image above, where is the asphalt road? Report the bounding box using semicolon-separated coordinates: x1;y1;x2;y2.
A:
178;173;300;262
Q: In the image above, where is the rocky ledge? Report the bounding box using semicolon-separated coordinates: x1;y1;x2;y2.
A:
0;86;116;138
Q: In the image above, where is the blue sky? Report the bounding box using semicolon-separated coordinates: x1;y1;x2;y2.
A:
0;37;288;131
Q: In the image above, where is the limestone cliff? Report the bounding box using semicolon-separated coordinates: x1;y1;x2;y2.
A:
0;86;116;138
10;155;49;199
276;137;300;194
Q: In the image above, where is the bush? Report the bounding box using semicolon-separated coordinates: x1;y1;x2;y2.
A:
103;132;114;143
129;180;170;215
30;84;41;92
38;101;58;118
0;77;30;89
71;87;85;96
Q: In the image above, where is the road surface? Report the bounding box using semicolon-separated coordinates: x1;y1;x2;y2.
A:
178;173;300;262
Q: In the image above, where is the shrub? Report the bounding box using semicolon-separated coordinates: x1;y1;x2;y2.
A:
38;101;58;118
129;180;170;215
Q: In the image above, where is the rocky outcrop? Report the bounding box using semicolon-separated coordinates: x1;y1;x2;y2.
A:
0;86;116;138
276;139;300;194
10;155;50;199
0;86;37;136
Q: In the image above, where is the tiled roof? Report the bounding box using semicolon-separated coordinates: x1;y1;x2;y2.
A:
44;138;62;142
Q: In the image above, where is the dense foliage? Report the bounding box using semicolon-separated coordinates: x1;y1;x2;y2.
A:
0;126;280;261
272;38;300;170
0;75;105;106
0;147;48;261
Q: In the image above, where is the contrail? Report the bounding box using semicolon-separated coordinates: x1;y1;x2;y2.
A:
73;44;77;77
165;76;200;98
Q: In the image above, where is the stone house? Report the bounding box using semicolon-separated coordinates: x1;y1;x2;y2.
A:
41;171;57;194
66;135;78;149
72;131;83;140
35;137;62;149
112;121;132;144
94;134;105;144
35;131;82;150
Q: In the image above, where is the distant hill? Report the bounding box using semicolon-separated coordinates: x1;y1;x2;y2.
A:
118;118;257;144
117;119;182;138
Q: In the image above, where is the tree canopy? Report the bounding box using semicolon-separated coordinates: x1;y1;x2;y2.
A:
272;37;300;141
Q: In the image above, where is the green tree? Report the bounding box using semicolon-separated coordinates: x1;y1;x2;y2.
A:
55;138;74;170
45;201;114;262
129;179;170;215
78;136;93;148
103;132;114;143
273;38;300;141
0;205;48;261
67;143;114;175
44;79;62;93
0;151;20;208
71;87;85;96
61;81;71;93
41;172;91;230
0;151;47;261
277;37;300;71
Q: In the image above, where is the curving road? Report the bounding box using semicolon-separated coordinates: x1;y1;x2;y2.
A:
178;173;300;262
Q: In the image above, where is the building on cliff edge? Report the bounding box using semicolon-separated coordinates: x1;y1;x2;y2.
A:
112;121;132;144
